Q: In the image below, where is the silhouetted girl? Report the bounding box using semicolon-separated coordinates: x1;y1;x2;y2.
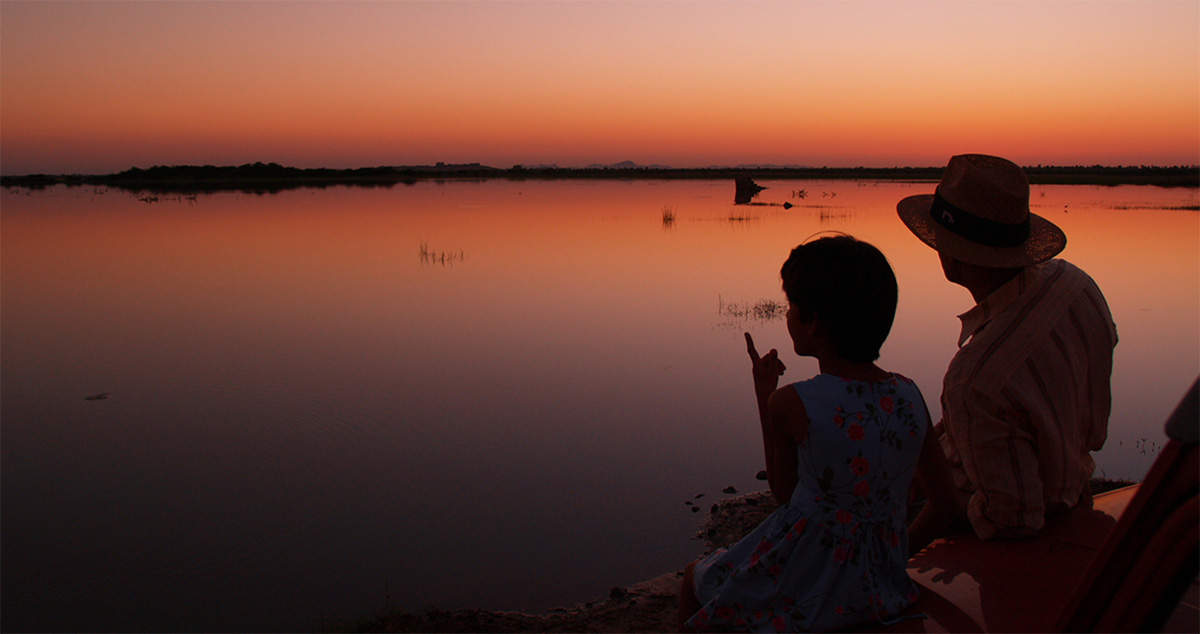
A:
679;235;953;632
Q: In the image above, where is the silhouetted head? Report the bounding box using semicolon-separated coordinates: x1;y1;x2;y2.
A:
780;235;897;363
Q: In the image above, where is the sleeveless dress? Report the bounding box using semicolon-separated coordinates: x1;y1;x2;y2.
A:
687;373;929;632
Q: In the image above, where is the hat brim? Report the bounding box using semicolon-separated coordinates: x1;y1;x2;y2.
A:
897;194;1066;268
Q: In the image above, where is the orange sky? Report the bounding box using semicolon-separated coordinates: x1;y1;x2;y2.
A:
2;0;1197;175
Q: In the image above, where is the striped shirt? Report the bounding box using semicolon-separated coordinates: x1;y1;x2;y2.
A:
940;259;1117;540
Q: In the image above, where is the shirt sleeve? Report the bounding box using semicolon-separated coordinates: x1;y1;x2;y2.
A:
945;384;1045;540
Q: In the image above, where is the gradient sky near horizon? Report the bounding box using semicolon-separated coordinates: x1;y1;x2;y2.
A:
2;0;1198;176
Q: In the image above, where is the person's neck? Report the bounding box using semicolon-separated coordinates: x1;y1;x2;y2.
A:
964;266;1023;304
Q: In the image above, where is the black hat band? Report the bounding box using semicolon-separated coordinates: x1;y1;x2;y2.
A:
930;191;1031;248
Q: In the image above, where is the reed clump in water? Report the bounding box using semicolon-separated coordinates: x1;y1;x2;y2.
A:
418;242;466;266
661;205;676;228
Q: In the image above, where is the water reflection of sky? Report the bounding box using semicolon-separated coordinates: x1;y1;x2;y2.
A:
1;180;1196;631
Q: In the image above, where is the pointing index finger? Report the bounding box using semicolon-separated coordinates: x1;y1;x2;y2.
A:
744;332;760;361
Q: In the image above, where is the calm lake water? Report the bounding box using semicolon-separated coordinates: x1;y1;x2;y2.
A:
2;179;1197;632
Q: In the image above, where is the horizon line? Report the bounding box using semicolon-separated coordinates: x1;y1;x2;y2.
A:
4;160;1199;180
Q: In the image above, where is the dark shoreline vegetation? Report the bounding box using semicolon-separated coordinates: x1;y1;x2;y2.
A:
2;161;1198;194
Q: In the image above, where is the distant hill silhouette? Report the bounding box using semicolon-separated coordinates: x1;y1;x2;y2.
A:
582;160;673;170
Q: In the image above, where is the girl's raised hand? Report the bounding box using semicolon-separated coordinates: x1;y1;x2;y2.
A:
745;332;786;401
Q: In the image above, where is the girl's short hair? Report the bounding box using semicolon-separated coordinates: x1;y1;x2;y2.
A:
780;235;898;363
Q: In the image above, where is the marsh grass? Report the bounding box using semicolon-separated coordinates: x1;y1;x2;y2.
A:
661;205;676;229
418;241;466;266
716;296;788;329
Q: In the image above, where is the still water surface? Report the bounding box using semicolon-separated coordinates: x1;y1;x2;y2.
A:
2;179;1196;631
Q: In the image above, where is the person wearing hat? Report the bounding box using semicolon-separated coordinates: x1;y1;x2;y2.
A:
897;154;1117;541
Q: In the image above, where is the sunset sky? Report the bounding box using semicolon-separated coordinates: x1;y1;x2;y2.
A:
2;0;1197;176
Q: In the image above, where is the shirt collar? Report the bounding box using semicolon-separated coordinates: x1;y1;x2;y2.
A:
956;263;1044;347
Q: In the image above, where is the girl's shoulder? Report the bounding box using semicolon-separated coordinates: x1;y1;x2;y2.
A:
884;372;920;389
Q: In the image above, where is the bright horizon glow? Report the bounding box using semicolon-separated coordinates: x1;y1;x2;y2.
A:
2;0;1198;175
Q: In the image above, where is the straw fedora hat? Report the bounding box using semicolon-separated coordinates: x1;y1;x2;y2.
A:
897;154;1066;268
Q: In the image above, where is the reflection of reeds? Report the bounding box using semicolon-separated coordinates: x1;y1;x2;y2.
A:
818;208;854;225
778;202;855;225
661;205;676;229
133;193;198;205
419;241;466;266
1135;437;1161;456
725;208;763;223
716;295;787;328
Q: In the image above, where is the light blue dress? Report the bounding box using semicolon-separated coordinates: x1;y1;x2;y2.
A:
688;374;928;632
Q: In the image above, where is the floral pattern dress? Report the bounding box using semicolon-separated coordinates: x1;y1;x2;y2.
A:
687;373;929;632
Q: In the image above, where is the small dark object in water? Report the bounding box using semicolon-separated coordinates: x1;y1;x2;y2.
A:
694;493;705;498
755;470;768;480
722;485;738;494
691;506;700;513
734;176;766;204
84;392;110;401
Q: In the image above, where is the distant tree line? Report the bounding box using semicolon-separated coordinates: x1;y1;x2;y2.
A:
1023;164;1199;186
2;162;1196;193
